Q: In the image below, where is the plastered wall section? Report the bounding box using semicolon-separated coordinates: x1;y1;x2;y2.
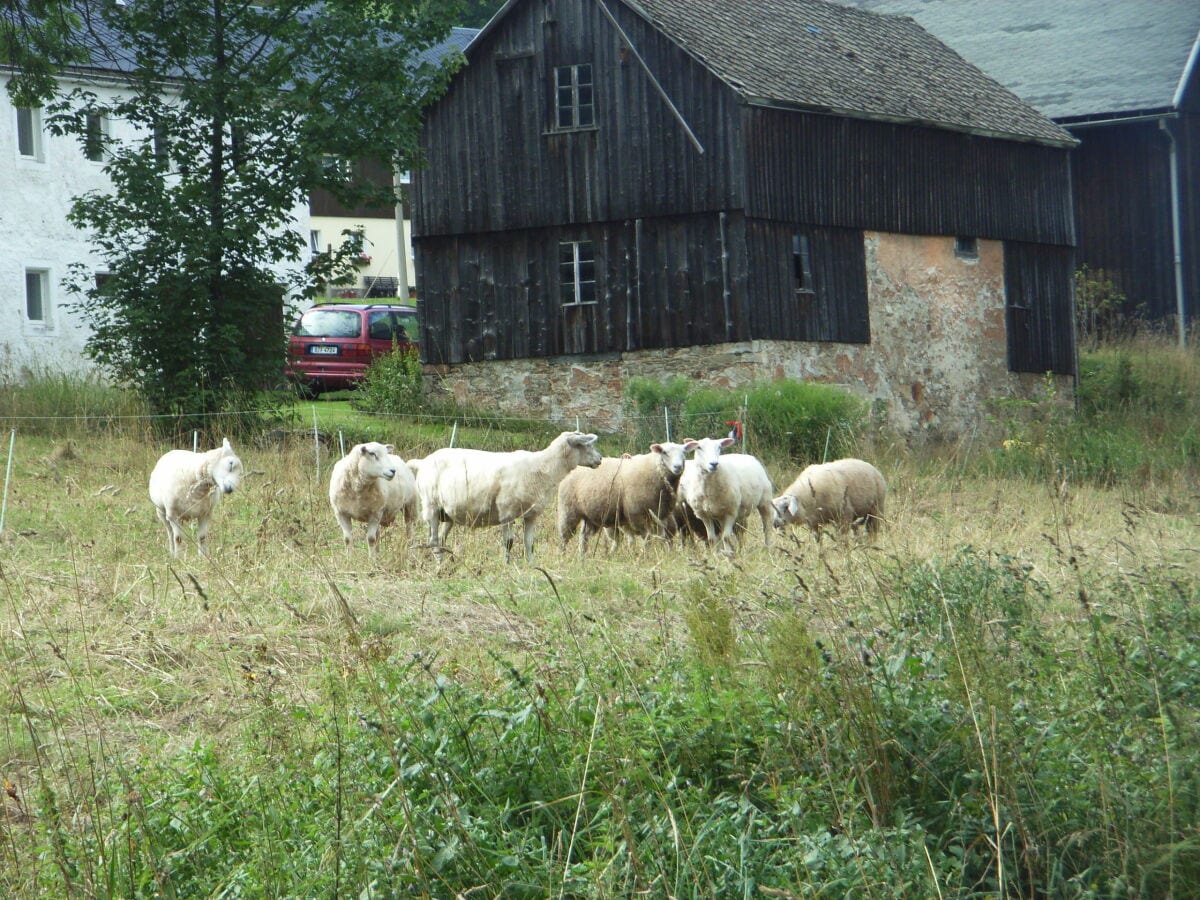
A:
425;232;1073;437
1;77;309;375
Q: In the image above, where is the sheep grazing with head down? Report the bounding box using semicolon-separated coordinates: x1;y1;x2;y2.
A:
678;436;775;553
773;457;887;539
412;430;602;563
557;441;690;555
329;442;418;555
148;438;244;557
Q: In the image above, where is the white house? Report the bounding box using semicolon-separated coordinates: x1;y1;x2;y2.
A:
0;72;312;376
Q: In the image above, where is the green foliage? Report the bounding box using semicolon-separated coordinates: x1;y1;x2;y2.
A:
992;341;1200;483
1074;265;1141;348
0;359;145;436
625;376;865;461
24;0;461;422
352;346;424;415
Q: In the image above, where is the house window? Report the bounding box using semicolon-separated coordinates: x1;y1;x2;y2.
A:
955;236;979;260
559;240;596;306
152;120;169;166
25;270;49;322
17;107;42;159
84;113;107;162
793;233;815;296
309;230;323;255
554;64;594;129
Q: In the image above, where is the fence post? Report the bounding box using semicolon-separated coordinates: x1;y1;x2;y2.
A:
193;430;198;453
338;430;345;457
449;421;457;449
313;406;321;483
664;406;671;442
0;429;15;537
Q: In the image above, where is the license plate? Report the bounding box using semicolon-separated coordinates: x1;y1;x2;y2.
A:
309;344;339;355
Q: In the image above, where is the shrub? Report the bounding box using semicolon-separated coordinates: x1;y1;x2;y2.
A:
352;345;424;415
623;376;866;462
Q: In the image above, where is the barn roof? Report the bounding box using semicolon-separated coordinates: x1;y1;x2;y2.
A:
836;0;1200;121
624;0;1074;146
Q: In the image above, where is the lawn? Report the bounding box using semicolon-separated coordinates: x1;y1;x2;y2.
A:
0;414;1195;896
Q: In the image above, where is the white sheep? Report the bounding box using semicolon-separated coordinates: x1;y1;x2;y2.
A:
148;438;244;557
413;430;602;563
773;458;887;538
557;441;689;554
329;442;418;555
678;436;775;553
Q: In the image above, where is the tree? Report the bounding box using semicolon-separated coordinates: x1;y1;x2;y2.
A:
7;0;462;421
456;0;504;28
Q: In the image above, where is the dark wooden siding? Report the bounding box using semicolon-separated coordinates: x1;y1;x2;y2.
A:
744;108;1075;247
310;158;405;219
745;221;869;343
1004;241;1076;375
417;212;754;364
1176;111;1199;325
413;0;742;238
1069;120;1176;320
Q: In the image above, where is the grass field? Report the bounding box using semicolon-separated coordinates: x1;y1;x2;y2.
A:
0;418;1195;897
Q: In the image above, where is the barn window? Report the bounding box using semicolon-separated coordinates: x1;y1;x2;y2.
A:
955;236;979;260
16;107;42;159
792;233;815;296
559;240;596;306
554;64;594;129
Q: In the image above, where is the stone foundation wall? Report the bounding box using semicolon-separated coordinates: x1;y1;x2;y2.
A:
424;231;1073;438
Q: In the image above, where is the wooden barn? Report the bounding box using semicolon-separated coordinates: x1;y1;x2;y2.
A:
411;0;1078;435
841;0;1200;338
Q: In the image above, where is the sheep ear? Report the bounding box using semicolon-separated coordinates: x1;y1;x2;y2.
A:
719;436;735;449
221;437;232;452
385;444;395;454
359;444;370;455
682;440;698;451
650;443;663;454
569;433;598;446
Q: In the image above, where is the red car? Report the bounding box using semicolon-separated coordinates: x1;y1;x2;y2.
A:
286;302;419;395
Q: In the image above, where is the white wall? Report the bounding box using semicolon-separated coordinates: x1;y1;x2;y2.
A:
308;213;415;300
0;74;310;376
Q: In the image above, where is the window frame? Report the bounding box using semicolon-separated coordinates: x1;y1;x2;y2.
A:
955;235;979;260
792;233;815;298
16;106;43;160
559;239;597;307
84;112;108;162
24;269;50;324
552;63;595;132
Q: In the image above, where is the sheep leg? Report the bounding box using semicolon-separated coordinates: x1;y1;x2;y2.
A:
195;515;211;557
157;508;180;557
716;516;737;555
365;514;382;557
522;516;537;563
335;511;355;549
758;505;774;549
502;522;515;563
578;522;592;557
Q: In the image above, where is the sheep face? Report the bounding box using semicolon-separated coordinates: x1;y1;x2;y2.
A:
683;436;735;474
772;494;800;527
213;439;244;495
650;441;688;478
565;432;603;469
358;442;398;481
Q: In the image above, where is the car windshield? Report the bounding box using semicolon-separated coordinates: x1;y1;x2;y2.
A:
295;309;361;339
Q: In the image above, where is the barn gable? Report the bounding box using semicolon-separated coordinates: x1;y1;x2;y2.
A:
412;0;1079;435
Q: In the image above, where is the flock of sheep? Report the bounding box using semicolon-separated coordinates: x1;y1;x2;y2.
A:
147;431;888;560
